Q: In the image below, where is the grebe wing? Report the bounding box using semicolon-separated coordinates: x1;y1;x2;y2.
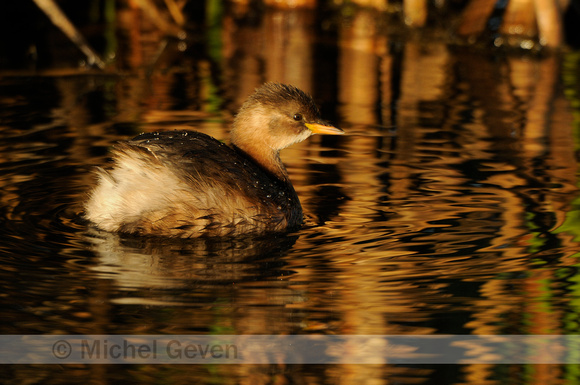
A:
126;130;271;194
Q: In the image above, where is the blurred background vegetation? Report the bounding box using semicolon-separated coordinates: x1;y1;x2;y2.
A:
1;0;579;71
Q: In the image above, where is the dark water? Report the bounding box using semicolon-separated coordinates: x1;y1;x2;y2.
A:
2;6;580;384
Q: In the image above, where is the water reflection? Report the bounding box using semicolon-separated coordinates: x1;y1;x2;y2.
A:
86;230;299;300
1;4;580;384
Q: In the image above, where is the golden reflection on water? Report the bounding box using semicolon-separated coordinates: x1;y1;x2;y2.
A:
1;5;580;384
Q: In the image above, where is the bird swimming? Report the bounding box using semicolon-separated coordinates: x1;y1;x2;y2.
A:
84;83;344;238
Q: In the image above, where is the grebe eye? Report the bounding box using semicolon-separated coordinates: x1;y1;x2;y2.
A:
293;113;303;121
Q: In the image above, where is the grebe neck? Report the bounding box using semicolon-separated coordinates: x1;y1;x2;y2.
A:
232;144;291;183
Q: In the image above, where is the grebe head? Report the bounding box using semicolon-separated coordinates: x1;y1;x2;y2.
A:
231;83;343;155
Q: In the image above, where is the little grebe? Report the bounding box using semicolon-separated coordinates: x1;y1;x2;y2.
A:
85;82;344;237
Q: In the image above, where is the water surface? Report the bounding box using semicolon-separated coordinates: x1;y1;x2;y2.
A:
1;9;580;384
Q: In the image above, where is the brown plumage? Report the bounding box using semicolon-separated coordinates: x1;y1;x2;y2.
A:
84;83;344;237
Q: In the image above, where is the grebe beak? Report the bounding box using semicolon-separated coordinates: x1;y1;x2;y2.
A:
305;122;344;135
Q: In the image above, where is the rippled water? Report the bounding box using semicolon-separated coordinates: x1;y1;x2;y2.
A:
2;18;580;383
